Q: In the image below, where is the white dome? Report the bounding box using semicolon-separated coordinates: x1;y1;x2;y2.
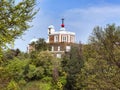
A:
60;27;66;31
48;25;54;29
29;38;38;43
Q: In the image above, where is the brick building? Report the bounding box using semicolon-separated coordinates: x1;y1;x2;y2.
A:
47;19;75;58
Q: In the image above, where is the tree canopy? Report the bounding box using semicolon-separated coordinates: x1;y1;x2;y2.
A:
0;0;37;58
89;24;120;67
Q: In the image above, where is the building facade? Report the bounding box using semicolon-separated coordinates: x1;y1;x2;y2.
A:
47;19;75;58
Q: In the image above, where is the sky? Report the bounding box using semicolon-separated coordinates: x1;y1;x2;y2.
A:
14;0;120;52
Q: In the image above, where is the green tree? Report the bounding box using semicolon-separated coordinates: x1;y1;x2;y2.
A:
5;58;29;81
74;24;120;90
0;0;37;58
75;58;120;90
29;38;49;53
61;44;84;90
7;80;20;90
35;38;48;51
2;49;20;61
89;24;120;67
31;51;57;76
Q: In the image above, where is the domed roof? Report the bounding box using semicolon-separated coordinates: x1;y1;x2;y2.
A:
48;25;54;29
60;27;66;31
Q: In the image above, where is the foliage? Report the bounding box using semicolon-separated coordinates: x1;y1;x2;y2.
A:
25;64;44;80
61;24;120;90
25;64;37;80
7;80;20;90
35;38;49;51
31;51;57;76
5;58;29;81
89;24;120;67
61;44;84;90
29;38;49;53
75;58;120;90
2;49;20;61
73;24;120;90
0;0;37;59
1;23;120;90
39;82;51;90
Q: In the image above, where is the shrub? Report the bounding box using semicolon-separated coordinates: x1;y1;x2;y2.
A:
7;80;20;90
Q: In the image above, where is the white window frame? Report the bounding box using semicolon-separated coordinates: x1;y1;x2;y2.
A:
51;46;54;51
58;46;60;51
62;36;67;42
54;35;58;42
66;46;71;52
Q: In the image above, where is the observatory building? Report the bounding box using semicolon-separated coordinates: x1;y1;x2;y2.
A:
47;19;75;58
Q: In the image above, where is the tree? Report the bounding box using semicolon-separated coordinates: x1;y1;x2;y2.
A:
89;24;120;67
61;44;84;90
0;0;37;58
75;58;120;90
29;38;49;53
2;48;20;60
35;38;48;51
74;24;120;90
31;51;57;77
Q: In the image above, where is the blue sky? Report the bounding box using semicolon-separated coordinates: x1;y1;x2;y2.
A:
14;0;120;52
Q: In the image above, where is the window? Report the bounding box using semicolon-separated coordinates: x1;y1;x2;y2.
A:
62;36;67;42
48;29;51;34
54;35;58;42
51;46;54;51
56;54;61;58
58;46;60;51
66;46;71;52
70;36;74;43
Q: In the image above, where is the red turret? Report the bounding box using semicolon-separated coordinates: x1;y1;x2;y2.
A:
61;18;65;27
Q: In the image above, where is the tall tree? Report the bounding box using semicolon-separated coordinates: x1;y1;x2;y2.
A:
89;24;120;67
0;0;37;58
74;24;120;90
61;43;84;90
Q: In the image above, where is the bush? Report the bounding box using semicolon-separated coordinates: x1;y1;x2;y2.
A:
5;58;29;81
7;80;20;90
26;64;36;80
39;82;51;90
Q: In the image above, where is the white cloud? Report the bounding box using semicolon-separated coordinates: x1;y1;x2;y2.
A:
62;6;120;43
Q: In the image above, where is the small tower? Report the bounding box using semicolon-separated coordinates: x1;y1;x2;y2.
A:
48;25;55;34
